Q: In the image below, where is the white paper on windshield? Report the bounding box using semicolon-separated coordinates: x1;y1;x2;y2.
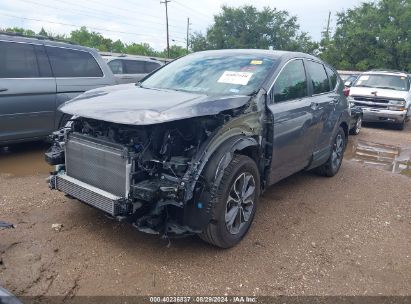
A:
359;75;369;81
218;71;253;85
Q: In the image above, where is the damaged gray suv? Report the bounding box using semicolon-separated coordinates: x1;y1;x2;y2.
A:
46;50;350;248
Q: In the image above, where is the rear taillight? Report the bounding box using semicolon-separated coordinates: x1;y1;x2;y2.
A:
343;87;350;97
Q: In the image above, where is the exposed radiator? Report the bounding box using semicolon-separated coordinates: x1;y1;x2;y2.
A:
65;133;130;197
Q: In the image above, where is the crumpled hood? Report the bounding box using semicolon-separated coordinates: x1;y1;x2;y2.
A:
59;83;251;125
350;86;408;99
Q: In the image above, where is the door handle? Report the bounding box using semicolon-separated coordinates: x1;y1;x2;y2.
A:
0;88;8;92
310;102;319;110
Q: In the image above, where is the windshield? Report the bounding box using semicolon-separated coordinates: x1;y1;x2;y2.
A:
141;53;276;96
354;74;410;91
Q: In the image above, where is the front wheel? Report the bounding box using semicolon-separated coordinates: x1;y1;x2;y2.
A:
315;126;346;177
199;154;260;248
395;119;405;130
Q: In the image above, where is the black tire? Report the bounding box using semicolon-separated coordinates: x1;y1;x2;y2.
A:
199;154;260;248
395;119;405;130
58;114;72;128
349;115;362;135
315;126;346;177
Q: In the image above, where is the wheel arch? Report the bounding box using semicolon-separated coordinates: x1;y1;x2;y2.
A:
340;121;349;140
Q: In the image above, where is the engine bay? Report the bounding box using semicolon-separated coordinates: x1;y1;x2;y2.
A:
47;115;228;235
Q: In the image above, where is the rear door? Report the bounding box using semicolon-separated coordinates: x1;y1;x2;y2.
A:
0;40;56;143
267;59;320;184
45;46;113;127
305;60;339;158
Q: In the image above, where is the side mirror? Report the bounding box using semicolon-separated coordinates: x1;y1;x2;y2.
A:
344;81;352;87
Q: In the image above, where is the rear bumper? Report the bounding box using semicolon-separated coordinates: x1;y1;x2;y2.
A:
53;174;128;216
362;108;407;123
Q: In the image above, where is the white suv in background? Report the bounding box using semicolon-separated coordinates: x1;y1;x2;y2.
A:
102;54;164;83
347;70;411;130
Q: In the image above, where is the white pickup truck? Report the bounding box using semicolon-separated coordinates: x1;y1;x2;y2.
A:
346;70;411;130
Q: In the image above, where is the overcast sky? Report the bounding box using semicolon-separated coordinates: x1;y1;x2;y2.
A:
0;0;365;50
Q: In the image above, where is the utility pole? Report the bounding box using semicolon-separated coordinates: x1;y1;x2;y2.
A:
186;17;190;53
325;11;331;42
160;0;171;58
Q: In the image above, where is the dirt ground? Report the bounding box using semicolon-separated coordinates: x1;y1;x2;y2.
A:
0;123;410;298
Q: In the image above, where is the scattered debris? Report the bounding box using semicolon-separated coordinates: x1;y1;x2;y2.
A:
0;221;14;229
51;223;63;231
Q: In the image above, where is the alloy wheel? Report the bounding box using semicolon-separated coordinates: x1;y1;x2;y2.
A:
331;133;344;169
225;172;256;235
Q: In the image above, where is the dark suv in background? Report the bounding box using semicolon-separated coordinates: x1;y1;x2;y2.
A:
0;33;117;145
47;50;350;248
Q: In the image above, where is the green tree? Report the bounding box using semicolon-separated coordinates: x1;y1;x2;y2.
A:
5;27;36;36
70;26;113;51
111;39;125;53
124;42;157;56
191;5;318;53
321;0;411;72
158;45;188;58
38;27;48;36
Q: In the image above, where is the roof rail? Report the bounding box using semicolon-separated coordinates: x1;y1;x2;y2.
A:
0;31;77;45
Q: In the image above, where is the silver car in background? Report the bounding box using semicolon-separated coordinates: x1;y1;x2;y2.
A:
347;70;411;130
102;54;164;84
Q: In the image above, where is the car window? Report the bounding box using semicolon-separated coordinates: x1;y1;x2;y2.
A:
34;46;53;77
145;61;161;73
46;46;103;77
273;59;308;103
0;41;40;78
325;66;337;90
108;60;124;74
124;60;145;74
306;61;330;94
142;53;276;96
354;74;410;91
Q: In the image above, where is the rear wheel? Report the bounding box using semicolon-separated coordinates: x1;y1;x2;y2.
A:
349;115;362;135
199;154;260;248
315;127;346;177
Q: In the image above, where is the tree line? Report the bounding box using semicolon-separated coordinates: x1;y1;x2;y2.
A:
1;26;188;59
2;0;410;71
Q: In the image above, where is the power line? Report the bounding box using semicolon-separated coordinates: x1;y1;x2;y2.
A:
59;0;181;29
0;12;167;41
87;0;183;24
172;0;211;22
16;0;173;34
13;0;188;40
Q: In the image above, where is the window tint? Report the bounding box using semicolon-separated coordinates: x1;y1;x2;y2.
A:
325;66;337;89
306;61;330;94
273;59;308;102
124;60;145;74
108;60;124;74
0;41;40;78
46;46;103;77
145;61;161;73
